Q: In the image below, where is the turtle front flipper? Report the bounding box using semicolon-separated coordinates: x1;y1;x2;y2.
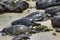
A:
12;34;30;40
0;28;10;36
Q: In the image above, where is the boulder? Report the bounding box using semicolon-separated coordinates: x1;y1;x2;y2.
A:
36;0;60;9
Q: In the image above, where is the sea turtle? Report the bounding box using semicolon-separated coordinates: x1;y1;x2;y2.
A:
11;12;50;27
0;24;49;36
0;25;32;36
0;24;47;36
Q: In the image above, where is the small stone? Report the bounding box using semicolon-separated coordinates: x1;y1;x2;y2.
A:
53;33;56;36
56;28;60;32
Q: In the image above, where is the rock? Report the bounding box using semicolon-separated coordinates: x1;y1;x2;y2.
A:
0;0;29;13
0;0;14;11
51;16;60;28
53;33;56;36
36;0;60;9
15;1;29;13
0;5;5;12
45;6;60;17
56;28;60;32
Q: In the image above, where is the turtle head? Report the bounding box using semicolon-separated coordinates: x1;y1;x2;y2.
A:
0;28;8;36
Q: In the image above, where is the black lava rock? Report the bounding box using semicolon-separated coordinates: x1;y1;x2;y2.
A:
36;0;60;9
0;0;29;13
45;6;60;17
55;28;60;32
0;0;14;12
15;1;29;13
51;16;60;28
